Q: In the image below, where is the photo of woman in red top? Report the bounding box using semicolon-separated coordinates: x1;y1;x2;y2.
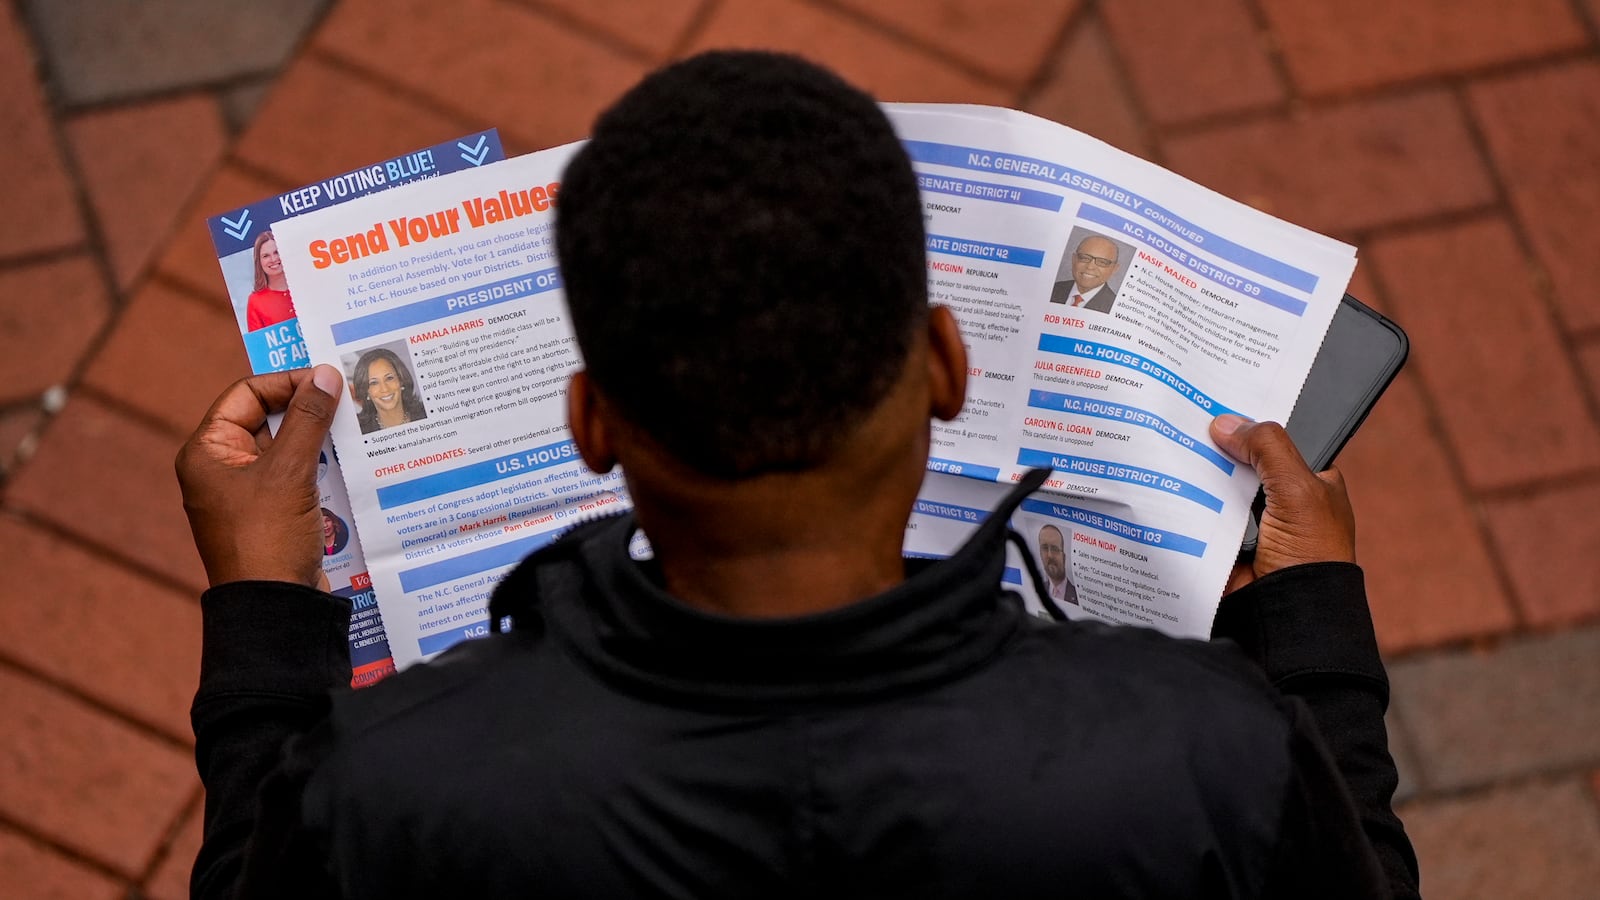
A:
245;230;296;331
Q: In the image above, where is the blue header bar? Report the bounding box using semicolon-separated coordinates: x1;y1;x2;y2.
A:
207;129;505;256
916;173;1064;212
1016;448;1224;512
927;457;1002;481
926;233;1044;268
1078;204;1306;316
913;498;990;524
376;440;581;509
1026;390;1234;473
1037;334;1241;418
903;139;1317;294
1019;498;1207;558
330;268;561;345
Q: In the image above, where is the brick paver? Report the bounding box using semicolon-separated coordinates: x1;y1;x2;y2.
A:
1469;61;1600;333
233;56;477;188
1024;13;1150;159
23;0;332;106
6;397;207;591
143;802;203;900
64;94;228;288
689;0;1009;105
1368;218;1600;491
525;0;704;59
1161;90;1495;238
1389;626;1600;792
1484;481;1600;627
1400;779;1600;900
314;0;649;150
829;0;1082;87
1334;373;1516;651
0;668;194;876
0;256;111;406
0;4;83;259
0;516;200;740
1101;0;1283;126
83;283;251;435
0;826;124;900
1259;0;1591;97
5;2;1600;895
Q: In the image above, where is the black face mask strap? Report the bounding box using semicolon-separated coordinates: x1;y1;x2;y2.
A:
1006;527;1069;622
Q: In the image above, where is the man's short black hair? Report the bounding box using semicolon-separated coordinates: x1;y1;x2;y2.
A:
557;51;928;478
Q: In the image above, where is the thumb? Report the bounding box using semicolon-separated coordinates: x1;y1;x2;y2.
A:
266;364;342;472
1210;415;1314;490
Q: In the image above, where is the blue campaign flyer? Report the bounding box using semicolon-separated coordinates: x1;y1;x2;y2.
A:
207;130;508;687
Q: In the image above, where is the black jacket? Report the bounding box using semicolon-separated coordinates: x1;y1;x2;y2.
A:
192;480;1418;898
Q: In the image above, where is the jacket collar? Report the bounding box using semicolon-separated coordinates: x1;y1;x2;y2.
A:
504;470;1051;707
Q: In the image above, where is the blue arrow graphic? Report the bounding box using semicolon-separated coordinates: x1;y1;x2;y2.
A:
458;135;490;166
221;209;253;241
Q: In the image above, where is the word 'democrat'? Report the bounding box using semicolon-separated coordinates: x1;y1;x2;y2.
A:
308;182;561;268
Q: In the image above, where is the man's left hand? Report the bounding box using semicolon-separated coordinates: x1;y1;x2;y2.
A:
176;365;343;588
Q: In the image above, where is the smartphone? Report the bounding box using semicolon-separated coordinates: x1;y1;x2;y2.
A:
1239;294;1409;557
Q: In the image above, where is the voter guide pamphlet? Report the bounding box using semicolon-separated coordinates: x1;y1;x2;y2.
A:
206;130;508;685
272;105;1354;671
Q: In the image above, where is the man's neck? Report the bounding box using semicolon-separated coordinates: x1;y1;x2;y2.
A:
632;467;917;619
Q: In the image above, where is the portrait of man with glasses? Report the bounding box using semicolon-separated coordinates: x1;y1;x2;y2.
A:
1049;230;1129;313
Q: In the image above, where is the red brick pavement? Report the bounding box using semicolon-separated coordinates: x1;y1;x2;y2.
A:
1;1;1597;895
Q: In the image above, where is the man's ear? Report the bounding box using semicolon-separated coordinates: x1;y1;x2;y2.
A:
927;305;967;422
567;370;617;474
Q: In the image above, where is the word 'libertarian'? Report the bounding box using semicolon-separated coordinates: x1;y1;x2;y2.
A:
308;182;560;269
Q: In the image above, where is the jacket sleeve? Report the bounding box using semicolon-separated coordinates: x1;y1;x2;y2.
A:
1213;562;1421;899
189;581;353;900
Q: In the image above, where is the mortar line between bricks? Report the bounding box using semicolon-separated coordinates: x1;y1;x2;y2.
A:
0;240;91;275
1567;0;1600;44
1381;699;1430;794
72;383;199;440
32;75;279;119
301;49;509;149
1356;247;1535;633
15;0;337;117
137;783;206;888
666;0;725;60
1011;1;1098;113
0;654;194;752
806;0;1031;93
1572;325;1600;344
0;815;138;889
1343;203;1510;248
1259;44;1598;109
1008;0;1094;106
1156;47;1597;142
1394;765;1600;809
147;270;241;315
1472;467;1600;504
0;507;205;606
503;0;663;63
1234;0;1301;104
1447;77;1600;459
1073;2;1169;168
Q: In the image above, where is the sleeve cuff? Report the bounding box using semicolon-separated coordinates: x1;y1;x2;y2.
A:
197;581;354;699
1211;562;1387;694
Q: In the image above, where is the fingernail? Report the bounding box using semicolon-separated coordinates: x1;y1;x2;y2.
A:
312;364;342;397
1213;414;1247;435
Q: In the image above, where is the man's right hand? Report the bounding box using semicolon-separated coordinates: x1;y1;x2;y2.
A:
1210;415;1356;592
175;366;343;588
